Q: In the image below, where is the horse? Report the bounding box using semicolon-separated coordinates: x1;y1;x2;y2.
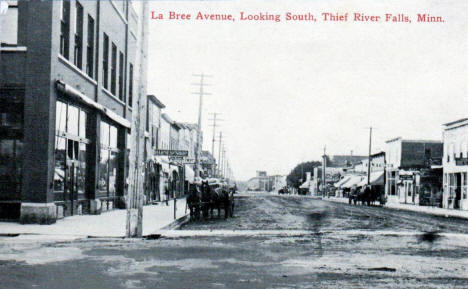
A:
200;181;213;219
187;185;201;221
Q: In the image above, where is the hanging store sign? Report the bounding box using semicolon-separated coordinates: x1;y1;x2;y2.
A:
168;156;195;164
154;149;188;157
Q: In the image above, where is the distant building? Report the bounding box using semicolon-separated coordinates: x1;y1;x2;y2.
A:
142;94;165;204
329;155;368;168
247;172;285;192
256;171;267;177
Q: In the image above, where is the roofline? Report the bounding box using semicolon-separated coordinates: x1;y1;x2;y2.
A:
371;151;385;158
331;155;367;158
171;122;182;129
386;137;441;144
385;137;402;143
147;94;166;108
161;113;173;123
444;118;468;128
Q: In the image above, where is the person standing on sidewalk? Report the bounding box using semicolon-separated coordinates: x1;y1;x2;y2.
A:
164;183;170;206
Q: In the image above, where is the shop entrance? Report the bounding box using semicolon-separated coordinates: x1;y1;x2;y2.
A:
54;101;89;217
455;173;462;209
54;137;88;216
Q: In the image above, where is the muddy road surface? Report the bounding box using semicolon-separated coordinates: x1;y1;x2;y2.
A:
1;193;467;288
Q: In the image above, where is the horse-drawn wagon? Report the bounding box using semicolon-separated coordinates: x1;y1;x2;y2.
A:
187;179;235;220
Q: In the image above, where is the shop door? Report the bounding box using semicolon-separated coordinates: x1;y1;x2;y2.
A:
455;173;462;209
65;139;86;216
65;161;77;215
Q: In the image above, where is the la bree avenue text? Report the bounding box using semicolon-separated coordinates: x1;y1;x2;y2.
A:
150;11;445;23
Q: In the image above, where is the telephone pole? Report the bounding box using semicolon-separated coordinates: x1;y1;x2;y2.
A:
192;73;212;179
126;0;149;238
217;131;223;178
322;146;327;196
209;113;222;178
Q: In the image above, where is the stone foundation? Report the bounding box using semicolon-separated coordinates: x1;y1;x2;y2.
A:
20;202;57;224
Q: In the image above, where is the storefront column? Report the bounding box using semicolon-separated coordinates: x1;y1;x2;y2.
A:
87;113;101;214
116;127;127;208
20;1;56;224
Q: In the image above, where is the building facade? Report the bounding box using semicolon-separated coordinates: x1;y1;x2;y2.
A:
442;118;468;210
385;138;443;205
142;94;165;204
0;0;148;223
200;150;216;178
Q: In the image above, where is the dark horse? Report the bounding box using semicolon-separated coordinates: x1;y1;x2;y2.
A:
200;181;232;219
187;185;201;220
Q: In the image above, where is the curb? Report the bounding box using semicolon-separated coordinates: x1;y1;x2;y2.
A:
321;197;468;220
157;214;190;231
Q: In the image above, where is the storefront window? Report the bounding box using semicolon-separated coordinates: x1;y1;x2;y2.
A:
463;172;467;199
101;121;109;147
79;110;87;138
54;136;66;194
0;139;23;195
108;151;118;195
0;140;14;183
98;148;109;192
77;143;87;194
110;126;118;148
56;101;67;133
67;105;79;136
99;121;121;200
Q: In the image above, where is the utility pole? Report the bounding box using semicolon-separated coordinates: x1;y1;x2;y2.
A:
209;113;222;178
192;74;212;179
223;145;228;178
322;146;327;196
126;0;148;238
217;131;223;178
367;127;373;185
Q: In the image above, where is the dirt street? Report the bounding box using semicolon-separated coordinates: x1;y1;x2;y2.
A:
0;193;467;288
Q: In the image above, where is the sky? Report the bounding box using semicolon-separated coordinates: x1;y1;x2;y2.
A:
146;0;468;181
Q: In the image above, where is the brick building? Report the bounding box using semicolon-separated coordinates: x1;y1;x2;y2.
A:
0;1;149;223
385;137;443;205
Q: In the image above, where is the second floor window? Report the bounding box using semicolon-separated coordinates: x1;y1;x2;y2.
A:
74;2;83;69
60;0;70;59
118;51;124;101
111;43;117;95
86;15;95;78
128;63;134;107
102;33;109;89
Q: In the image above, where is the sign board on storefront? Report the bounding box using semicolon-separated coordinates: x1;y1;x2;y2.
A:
399;174;414;180
168;156;195;164
154;149;188;157
455;157;468;166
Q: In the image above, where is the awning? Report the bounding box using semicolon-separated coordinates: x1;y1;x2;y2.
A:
300;180;312;189
342;175;365;189
185;165;195;183
56;80;131;128
357;171;385;187
334;176;352;188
